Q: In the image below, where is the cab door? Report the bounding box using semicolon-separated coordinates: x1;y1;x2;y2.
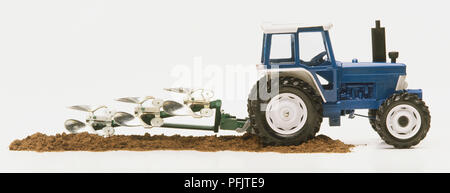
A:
298;30;338;103
262;33;297;68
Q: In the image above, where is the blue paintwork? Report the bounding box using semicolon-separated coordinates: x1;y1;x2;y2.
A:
402;89;422;99
261;26;423;126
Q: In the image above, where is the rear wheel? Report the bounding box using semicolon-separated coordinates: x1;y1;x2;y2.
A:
374;92;431;148
247;76;323;146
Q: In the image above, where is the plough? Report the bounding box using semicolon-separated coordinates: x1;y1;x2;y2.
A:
64;88;251;136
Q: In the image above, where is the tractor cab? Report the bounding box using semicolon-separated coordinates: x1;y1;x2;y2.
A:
260;23;336;68
260;23;339;103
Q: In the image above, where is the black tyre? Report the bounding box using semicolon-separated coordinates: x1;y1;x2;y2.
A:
247;76;323;146
374;92;431;148
368;109;379;133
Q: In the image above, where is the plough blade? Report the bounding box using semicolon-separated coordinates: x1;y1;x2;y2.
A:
68;105;93;112
115;97;141;104
64;119;86;133
164;87;192;94
113;112;140;127
163;100;200;118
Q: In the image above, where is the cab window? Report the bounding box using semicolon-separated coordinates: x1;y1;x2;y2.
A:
270;34;295;65
298;32;329;66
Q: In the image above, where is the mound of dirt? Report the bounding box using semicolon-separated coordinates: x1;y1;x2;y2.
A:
9;132;354;153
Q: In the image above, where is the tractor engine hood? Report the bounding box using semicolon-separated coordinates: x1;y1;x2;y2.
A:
340;62;406;75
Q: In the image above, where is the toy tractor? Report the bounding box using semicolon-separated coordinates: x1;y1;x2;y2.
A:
64;20;430;149
248;21;430;148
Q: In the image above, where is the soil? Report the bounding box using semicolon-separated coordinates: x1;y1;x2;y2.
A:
9;132;354;153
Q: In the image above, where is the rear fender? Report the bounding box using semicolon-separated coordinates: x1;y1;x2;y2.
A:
257;66;326;102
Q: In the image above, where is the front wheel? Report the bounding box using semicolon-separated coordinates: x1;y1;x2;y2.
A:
374;92;431;148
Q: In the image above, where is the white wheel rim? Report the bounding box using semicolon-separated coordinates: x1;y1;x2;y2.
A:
265;93;308;135
386;104;422;139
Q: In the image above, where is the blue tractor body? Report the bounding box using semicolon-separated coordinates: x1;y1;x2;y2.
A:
260;23;422;126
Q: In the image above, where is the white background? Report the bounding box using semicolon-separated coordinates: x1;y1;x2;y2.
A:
1;0;450;172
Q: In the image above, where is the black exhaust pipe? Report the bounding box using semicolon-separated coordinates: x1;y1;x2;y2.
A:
371;20;386;62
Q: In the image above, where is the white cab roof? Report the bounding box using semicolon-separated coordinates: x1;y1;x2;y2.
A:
261;22;333;34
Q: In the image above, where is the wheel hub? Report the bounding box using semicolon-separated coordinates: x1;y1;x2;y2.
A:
265;93;308;135
283;111;290;118
397;116;409;127
386;104;421;139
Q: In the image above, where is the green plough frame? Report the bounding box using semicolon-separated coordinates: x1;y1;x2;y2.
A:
157;100;249;132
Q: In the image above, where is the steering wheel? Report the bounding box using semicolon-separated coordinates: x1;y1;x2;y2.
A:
309;51;327;66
